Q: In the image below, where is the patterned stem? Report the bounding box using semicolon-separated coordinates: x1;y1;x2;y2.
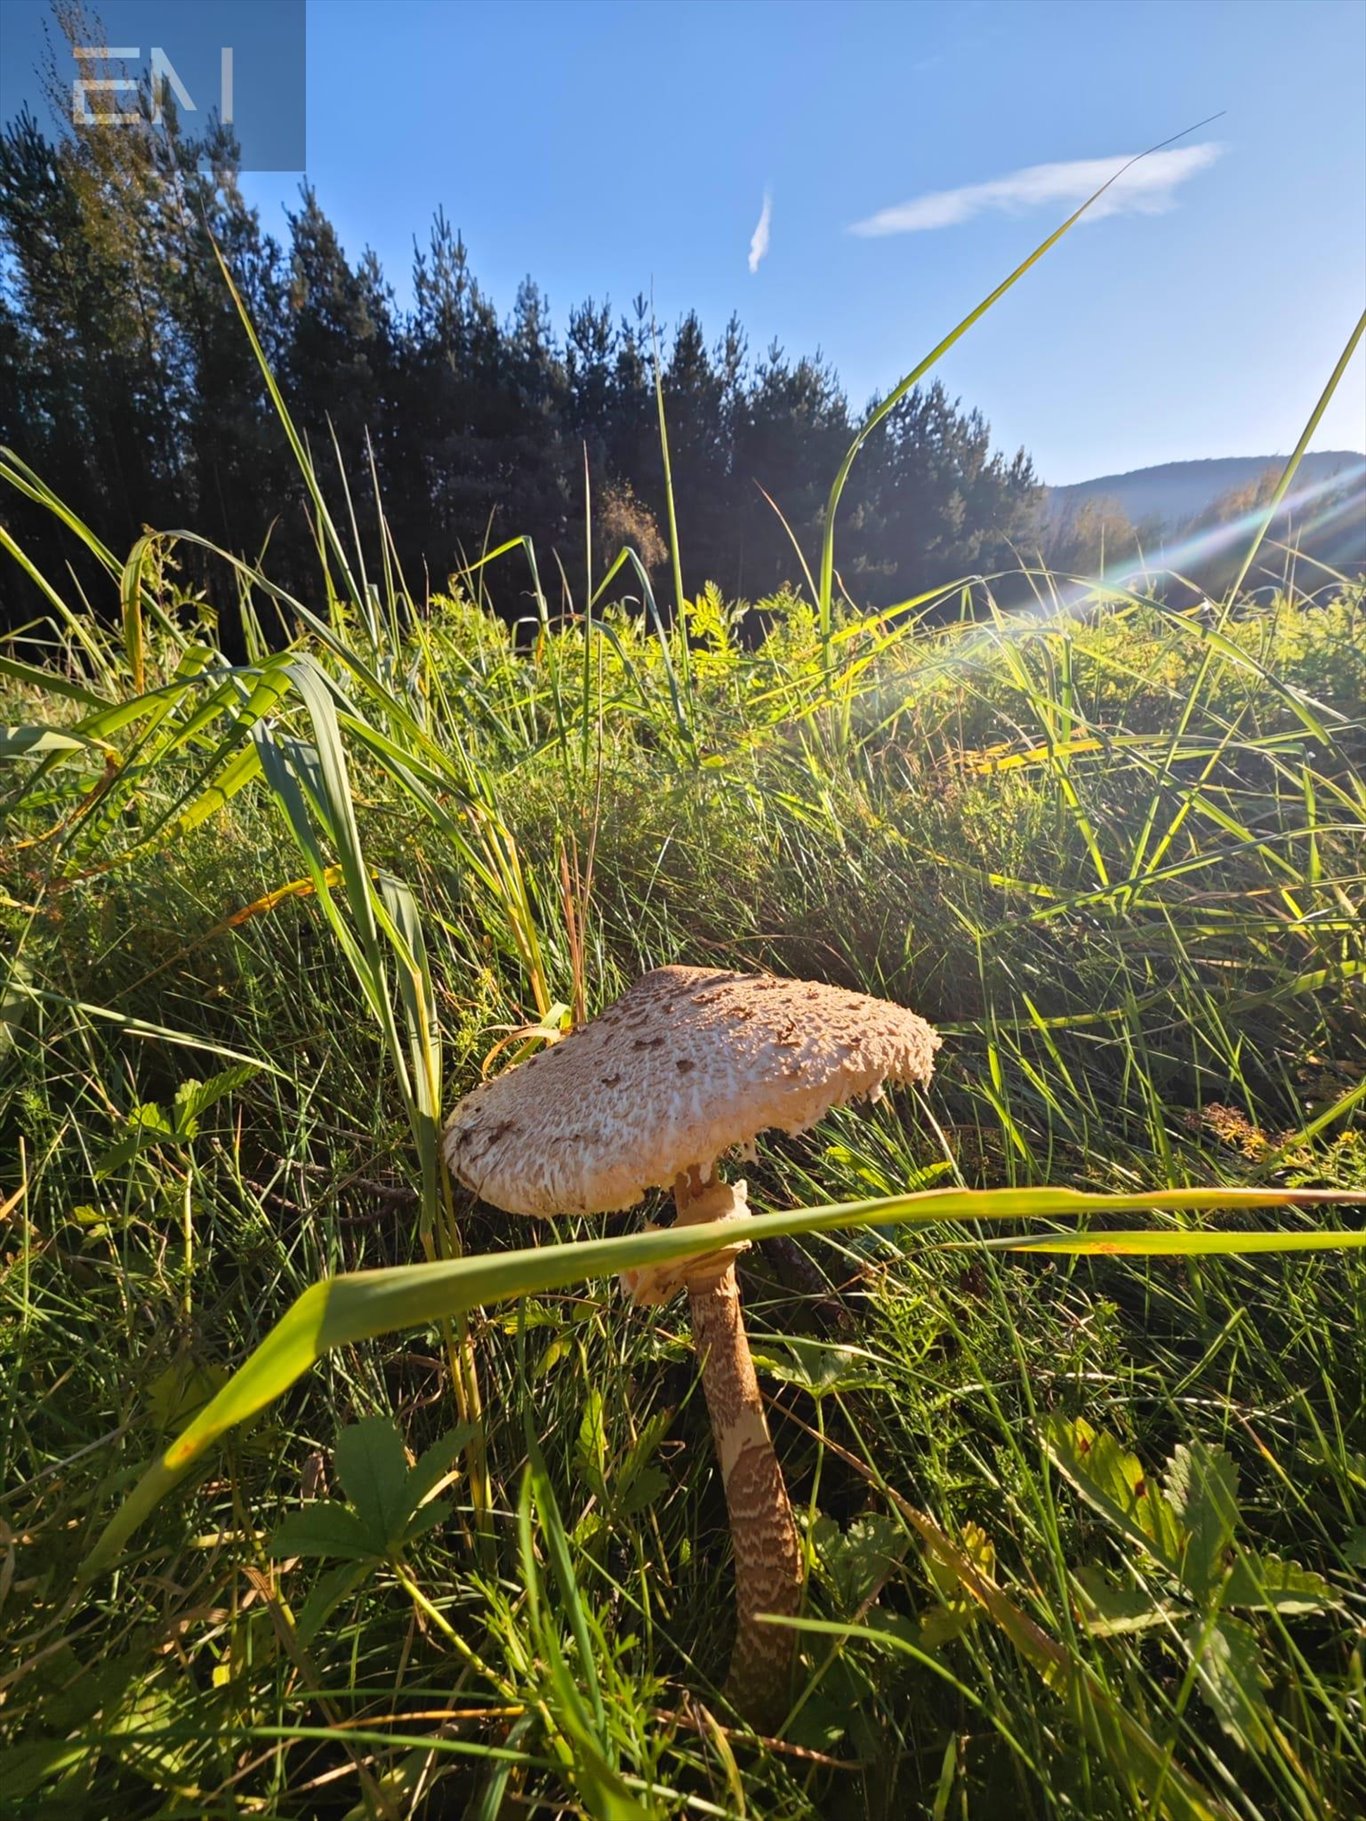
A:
681;1176;803;1727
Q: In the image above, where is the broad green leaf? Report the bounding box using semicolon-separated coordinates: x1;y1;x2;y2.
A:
126;1101;175;1139
93;1104;175;1178
818;1512;910;1615
534;1334;572;1379
401;1499;452;1547
270;1501;376;1563
158;741;265;842
295;1560;370;1647
95;1091;211;1176
615;1406;674;1508
1187;1613;1269;1750
104;1678;197;1786
1165;1442;1240;1602
80;1182;1355;1578
785;1651;869;1752
615;1465;668;1518
253;729;373;998
76;645;217;743
1223;1551;1335;1613
576;1389;608;1502
1072;1565;1176;1636
0;1738;92;1805
69;1204;112;1240
917;1605;978;1651
23;1642;140;1734
753;1336;890;1395
333;1416;413;1553
169;1081;205;1137
959;1521;996;1580
923;1519;996;1603
171;1063;261;1138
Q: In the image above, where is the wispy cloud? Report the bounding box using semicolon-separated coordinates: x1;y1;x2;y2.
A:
850;144;1224;237
748;191;772;273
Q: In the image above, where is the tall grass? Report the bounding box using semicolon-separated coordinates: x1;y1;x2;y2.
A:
1;222;1364;1816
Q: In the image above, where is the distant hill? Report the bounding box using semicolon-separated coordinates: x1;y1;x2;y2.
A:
1046;452;1365;532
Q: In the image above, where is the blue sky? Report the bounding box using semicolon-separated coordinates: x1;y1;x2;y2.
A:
5;0;1364;481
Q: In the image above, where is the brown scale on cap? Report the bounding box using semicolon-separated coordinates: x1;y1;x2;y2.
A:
443;965;940;1216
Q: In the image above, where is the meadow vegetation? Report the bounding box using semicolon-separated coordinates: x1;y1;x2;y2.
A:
1;97;1364;1813
1;464;1363;1816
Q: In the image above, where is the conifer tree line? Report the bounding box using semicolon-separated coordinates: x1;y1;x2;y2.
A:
0;31;1044;638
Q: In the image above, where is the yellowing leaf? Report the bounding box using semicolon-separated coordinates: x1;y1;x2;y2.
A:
1045;1416;1186;1571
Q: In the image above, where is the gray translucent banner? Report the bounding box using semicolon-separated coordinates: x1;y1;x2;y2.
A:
0;0;306;172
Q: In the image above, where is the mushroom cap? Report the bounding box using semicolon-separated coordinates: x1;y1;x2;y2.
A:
443;965;940;1217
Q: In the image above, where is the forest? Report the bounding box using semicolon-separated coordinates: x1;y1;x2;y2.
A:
0;94;1041;638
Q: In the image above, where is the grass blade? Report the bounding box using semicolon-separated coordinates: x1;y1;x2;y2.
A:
80;1183;1351;1577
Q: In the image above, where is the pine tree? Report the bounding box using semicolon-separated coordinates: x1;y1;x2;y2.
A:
1;6;1051;635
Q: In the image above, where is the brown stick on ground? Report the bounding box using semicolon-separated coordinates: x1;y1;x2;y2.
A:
676;1169;803;1727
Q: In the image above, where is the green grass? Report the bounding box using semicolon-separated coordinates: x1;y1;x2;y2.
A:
1;183;1364;1811
2;518;1363;1816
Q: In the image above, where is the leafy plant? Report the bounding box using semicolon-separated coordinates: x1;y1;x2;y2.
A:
94;1063;260;1176
77;1186;1363;1580
270;1414;471;1567
1047;1416;1338;1751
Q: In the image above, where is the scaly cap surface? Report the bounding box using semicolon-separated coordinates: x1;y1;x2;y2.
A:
443;965;940;1216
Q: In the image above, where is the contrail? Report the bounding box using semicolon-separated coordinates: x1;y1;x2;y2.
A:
748;191;772;273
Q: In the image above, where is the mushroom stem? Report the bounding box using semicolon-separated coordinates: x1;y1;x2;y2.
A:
675;1169;803;1727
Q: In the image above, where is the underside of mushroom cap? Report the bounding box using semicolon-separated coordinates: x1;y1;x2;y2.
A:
443;965;940;1217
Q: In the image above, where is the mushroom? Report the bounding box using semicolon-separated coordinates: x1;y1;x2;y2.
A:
443;965;940;1724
